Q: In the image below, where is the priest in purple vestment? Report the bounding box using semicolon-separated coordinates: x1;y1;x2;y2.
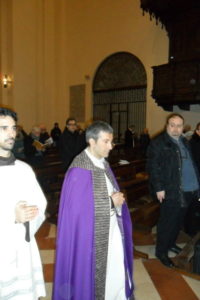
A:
53;121;134;300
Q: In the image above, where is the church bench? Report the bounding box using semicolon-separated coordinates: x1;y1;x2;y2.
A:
130;201;160;232
112;161;149;207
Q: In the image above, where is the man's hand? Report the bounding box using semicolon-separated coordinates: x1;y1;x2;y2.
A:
156;191;165;203
15;201;39;223
111;192;125;207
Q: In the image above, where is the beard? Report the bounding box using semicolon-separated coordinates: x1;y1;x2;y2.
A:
2;139;15;151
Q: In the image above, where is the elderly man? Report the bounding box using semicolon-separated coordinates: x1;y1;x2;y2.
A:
147;113;200;267
53;121;134;300
24;126;45;166
0;107;47;299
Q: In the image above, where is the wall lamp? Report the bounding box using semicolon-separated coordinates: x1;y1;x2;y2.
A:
2;74;12;88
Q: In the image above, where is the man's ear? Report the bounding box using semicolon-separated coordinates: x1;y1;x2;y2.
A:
88;138;95;147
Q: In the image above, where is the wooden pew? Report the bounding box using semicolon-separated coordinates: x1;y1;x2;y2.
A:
131;201;160;232
34;163;65;198
43;147;61;164
112;161;149;208
174;232;200;274
112;160;157;260
112;161;136;182
111;158;146;179
133;159;146;173
34;162;65;223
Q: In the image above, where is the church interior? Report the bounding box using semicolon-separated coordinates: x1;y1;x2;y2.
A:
1;0;200;299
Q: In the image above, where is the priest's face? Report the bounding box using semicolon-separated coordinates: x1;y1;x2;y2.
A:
0;116;17;157
89;131;113;159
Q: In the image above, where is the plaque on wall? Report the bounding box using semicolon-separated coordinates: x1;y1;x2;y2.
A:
70;84;85;122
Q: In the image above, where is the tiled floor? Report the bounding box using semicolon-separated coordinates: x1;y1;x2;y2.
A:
36;222;200;300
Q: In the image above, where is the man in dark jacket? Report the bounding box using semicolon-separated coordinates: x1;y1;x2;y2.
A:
147;113;200;268
59;118;86;170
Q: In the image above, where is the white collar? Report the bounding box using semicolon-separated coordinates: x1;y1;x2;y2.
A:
85;148;105;169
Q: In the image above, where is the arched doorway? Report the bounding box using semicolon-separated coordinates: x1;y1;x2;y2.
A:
93;52;147;142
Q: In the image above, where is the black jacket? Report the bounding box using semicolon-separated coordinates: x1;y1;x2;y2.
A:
190;132;200;174
146;131;200;206
51;127;61;142
59;128;87;169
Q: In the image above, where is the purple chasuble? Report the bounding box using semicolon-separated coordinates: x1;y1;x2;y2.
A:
53;165;133;300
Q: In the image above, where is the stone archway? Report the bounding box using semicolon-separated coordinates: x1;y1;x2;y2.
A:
93;52;147;142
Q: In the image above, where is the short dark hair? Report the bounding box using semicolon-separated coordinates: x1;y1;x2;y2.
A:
86;121;113;142
196;122;200;130
166;113;184;124
66;117;76;125
0;107;17;122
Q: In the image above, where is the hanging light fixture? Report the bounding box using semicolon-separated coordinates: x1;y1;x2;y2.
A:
2;74;12;88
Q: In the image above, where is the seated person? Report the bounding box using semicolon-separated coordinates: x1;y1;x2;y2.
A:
24;126;45;167
39;124;50;144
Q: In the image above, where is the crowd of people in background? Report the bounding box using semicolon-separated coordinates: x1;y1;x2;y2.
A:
2;104;200;300
11;118;87;169
11;118;200;171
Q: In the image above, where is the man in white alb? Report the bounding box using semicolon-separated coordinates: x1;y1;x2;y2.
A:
0;107;47;300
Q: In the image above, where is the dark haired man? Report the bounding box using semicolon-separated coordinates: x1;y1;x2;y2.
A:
53;121;134;300
147;113;200;267
0;107;47;299
59;117;86;169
